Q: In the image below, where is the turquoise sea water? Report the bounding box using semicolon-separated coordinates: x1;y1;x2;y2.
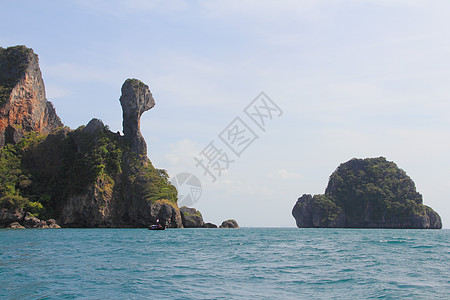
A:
0;228;449;299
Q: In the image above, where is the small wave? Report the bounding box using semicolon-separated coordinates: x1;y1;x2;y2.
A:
378;239;409;244
411;244;434;249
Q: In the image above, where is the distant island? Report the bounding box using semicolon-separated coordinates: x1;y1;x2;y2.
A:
292;157;442;229
0;45;238;229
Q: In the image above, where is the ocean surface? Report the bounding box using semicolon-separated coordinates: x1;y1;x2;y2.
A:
0;228;449;299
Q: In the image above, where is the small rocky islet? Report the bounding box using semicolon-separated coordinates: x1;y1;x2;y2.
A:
292;157;442;229
0;45;238;229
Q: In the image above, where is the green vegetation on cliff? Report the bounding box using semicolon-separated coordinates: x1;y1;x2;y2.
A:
311;194;342;224
0;46;32;105
124;78;147;90
0;122;177;220
326;157;424;223
0;132;45;216
293;157;442;228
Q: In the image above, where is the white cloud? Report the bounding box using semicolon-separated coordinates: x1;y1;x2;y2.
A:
267;169;301;180
354;0;435;7
162;139;201;175
45;84;71;99
200;0;326;20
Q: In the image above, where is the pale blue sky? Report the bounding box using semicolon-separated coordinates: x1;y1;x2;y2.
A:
2;0;450;227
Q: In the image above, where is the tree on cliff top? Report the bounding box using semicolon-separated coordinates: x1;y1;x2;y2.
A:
325;157;424;221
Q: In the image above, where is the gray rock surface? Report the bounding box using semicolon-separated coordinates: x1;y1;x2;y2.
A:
23;212;41;228
203;222;218;228
0;208;62;228
7;222;25;228
147;200;183;228
46;219;61;228
220;219;239;228
60;179;183;228
180;206;204;228
83;118;105;135
292;194;345;228
119;79;155;158
0;208;23;225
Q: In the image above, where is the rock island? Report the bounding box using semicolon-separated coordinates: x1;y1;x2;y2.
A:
292;157;442;229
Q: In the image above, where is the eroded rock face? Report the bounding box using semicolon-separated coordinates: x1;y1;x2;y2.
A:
0;208;23;225
220;219;239;228
292;194;345;228
60;170;183;228
148;200;183;228
59;176;115;228
119;79;155;158
83;118;105;135
180;206;204;228
23;212;41;228
0;46;63;148
7;222;25;229
46;219;61;228
0;209;61;228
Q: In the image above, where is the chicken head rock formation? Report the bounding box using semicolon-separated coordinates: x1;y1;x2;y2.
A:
0;45;183;228
119;79;155;158
57;82;181;228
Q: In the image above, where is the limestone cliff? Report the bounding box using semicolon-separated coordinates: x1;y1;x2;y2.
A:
0;46;63;148
119;79;155;158
0;45;182;228
292;157;442;229
219;219;239;228
180;206;205;228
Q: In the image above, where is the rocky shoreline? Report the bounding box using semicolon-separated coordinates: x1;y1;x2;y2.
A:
1;206;239;229
1;208;61;229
